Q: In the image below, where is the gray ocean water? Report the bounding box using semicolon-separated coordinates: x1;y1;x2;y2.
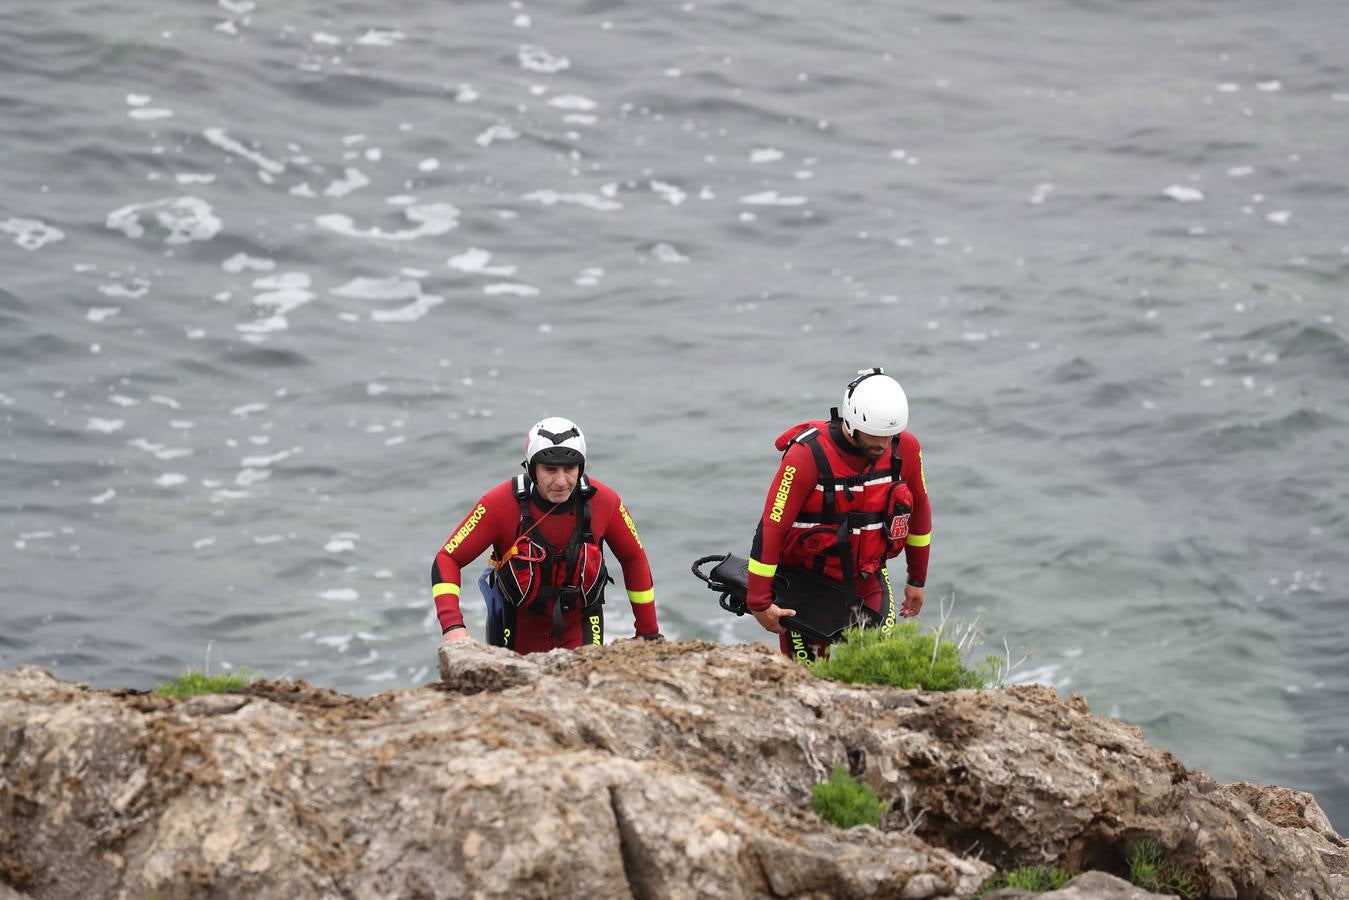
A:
3;0;1346;829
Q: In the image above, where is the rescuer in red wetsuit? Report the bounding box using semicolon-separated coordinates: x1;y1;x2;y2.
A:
747;369;932;662
432;417;661;653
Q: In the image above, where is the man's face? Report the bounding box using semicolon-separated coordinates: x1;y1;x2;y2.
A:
536;463;580;502
848;428;892;461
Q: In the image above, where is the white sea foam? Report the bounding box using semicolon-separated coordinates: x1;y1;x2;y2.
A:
475;124;520;147
574;267;603;286
523;190;622;211
155;473;188;486
334;277;418;301
317;203;459;241
90;489;116;505
548;94;596;111
447;248;517;275
202;128;285;175
739;191;808;206
235;468;271;486
128;438;193;460
484;283;539;297
87;418;125;433
650;181;686;205
222;253;276;273
332;276;446;322
106;196;222;244
98;281;149;298
87;307;121;322
1;217;65;250
1163;185;1204;202
750;148;784;163
518;45;569;73
238;273;314;334
325;535;357;553
324;167;371;197
357;29;405;46
241;449;295;467
652;243;688;263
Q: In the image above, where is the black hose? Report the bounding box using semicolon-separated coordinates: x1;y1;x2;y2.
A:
691;554;725;583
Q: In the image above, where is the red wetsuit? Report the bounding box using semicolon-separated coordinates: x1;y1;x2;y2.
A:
748;418;931;657
433;477;658;653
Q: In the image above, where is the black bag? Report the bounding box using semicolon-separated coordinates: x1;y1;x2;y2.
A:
692;553;864;643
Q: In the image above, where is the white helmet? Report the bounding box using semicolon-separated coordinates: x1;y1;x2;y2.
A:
840;368;908;436
524;417;587;473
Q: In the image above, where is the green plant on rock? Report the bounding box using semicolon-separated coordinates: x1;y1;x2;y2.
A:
809;622;1001;691
1127;839;1198;900
974;865;1072;897
156;668;255;697
810;765;887;829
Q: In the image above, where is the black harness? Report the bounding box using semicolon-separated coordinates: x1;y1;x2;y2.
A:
502;473;610;638
784;412;904;595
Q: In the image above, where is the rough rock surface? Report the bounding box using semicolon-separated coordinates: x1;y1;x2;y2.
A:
984;871;1172;900
1;640;1346;899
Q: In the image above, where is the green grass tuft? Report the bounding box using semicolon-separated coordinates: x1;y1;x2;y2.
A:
975;866;1073;897
155;669;255;697
810;765;887;829
809;622;1001;691
1127;839;1198;899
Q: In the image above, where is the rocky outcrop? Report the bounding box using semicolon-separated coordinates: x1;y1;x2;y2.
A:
1;640;1345;899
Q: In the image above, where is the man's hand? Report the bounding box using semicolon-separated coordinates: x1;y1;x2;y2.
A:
899;584;925;618
751;603;798;634
442;627;473;644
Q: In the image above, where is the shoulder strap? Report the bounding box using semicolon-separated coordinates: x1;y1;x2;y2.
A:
791;428;837;522
571;476;595;544
511;474;533;520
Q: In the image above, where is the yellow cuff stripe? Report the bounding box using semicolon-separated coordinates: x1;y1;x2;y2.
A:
906;533;931;548
748;558;778;577
432;582;461;598
627;588;655;605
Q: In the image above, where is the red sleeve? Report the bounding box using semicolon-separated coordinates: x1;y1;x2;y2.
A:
747;443;819;611
431;483;514;632
592;483;660;636
897;432;932;585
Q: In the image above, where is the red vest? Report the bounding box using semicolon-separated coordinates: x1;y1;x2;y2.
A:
494;474;609;614
777;420;914;590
